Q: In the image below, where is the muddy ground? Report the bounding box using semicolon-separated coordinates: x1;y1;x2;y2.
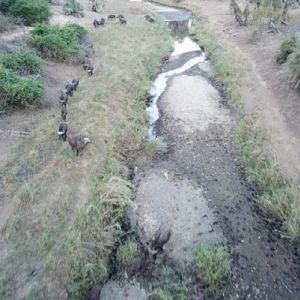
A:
128;43;300;299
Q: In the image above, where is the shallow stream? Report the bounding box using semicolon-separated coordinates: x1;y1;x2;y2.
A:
147;37;206;138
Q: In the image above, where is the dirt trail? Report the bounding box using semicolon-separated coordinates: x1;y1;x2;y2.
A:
0;27;31;42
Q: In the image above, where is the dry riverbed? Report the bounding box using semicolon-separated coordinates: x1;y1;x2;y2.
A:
125;37;300;299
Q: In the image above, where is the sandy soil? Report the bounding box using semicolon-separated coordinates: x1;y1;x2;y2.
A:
131;171;224;268
164;74;230;132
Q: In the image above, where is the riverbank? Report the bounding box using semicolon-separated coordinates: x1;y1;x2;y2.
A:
0;2;173;298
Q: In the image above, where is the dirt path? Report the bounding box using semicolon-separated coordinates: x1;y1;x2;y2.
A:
0;27;31;42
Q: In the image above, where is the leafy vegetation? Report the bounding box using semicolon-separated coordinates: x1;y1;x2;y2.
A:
276;35;297;64
194;246;231;293
149;266;189;300
235;114;300;238
30;23;87;60
0;65;44;109
63;0;84;17
288;37;300;92
116;239;139;269
0;0;17;14
276;34;300;92
145;137;168;156
65;173;132;298
0;50;43;75
9;0;51;26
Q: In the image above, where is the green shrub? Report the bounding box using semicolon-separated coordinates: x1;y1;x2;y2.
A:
149;266;189;300
116;240;139;268
63;0;84;17
0;50;43;74
0;0;16;14
0;66;44;108
289;37;300;91
30;23;87;60
194;246;231;293
9;0;51;26
276;36;297;64
290;49;300;74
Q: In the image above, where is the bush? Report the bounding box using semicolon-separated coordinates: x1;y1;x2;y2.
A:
9;0;51;26
63;0;84;17
0;0;16;14
289;48;300;91
0;50;43;75
30;23;87;60
276;36;297;64
0;66;44;108
149;267;189;300
116;240;139;268
194;246;231;293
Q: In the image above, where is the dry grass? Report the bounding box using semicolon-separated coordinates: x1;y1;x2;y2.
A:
194;246;231;294
235;114;300;239
0;11;173;300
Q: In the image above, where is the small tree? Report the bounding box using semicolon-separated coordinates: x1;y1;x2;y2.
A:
229;0;250;26
63;0;84;17
9;0;51;26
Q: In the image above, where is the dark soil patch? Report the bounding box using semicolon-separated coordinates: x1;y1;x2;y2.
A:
152;75;300;299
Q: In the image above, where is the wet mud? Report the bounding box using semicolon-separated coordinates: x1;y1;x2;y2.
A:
129;42;300;299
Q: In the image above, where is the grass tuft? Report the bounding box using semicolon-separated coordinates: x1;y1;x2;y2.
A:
235;114;300;238
17;184;34;209
149;266;189;300
194;245;231;293
116;239;139;269
145;137;168;156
